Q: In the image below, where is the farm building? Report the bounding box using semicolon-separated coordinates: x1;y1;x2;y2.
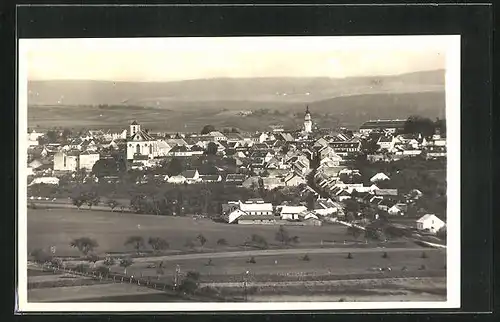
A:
279;205;308;220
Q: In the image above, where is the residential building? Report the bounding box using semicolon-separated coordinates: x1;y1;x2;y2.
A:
359;119;406;135
182;170;201;184
239;199;273;216
78;151;100;171
416;214;446;234
330;139;362;154
29;177;60;186
53;151;79;172
279;205;307;220
370;172;390;183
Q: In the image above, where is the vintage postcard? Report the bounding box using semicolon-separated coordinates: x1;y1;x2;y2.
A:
17;35;460;311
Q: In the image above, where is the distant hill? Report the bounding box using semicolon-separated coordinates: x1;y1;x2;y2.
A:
28;69;445;107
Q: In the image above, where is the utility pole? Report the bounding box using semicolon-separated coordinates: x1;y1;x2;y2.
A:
174;265;180;290
244;270;249;301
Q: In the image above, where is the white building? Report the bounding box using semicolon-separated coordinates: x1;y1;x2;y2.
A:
53;151;79;172
279;205;307;220
239;199;273;216
416;214;446;234
370;172;390;183
303;106;312;133
78;151;100;171
29;177;60;186
126;121;164;160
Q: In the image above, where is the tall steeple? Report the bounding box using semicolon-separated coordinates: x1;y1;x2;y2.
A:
304;106;312;133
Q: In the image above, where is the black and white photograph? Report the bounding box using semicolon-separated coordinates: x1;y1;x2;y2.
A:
17;35;460;311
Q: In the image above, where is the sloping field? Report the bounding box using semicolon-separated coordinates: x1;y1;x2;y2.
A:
28;208;380;256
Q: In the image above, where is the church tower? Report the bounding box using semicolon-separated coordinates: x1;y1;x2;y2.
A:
304;106;312;133
130;120;141;137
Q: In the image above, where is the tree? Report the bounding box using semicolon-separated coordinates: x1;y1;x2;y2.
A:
107;199;119;212
166;158;184;176
185;239;196;249
30;248;53;264
205;142;218;155
70;237;99;257
382;252;389;259
179;271;200;294
87;253;99;267
217;238;228;246
125;236;145;254
347;226;362;239
347;252;353;259
302;254;310;261
148;237;169;252
45;130;59;143
247;256;256;264
84;191;100;210
120;257;133;275
403;115;435;137
249;234;268;249
436;226;447;240
201;125;216;135
275;226;290;245
197;234;207;248
103;257;115;268
231;127;240;133
72;195;86;209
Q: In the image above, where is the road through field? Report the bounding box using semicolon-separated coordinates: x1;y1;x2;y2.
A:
125;247;436;263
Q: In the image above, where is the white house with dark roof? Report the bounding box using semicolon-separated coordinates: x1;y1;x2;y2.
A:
239;199;273;216
416;214;445;234
370;172;390;183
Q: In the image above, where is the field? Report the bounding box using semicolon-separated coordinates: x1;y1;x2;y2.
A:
26;208;446;302
27;91;445;132
28;208;379;256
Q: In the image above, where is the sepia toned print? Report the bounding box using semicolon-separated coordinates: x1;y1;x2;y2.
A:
18;36;460;311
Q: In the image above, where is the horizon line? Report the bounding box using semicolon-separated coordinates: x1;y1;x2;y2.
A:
27;68;445;83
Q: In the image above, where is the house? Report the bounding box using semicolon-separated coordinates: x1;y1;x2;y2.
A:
207;131;227;142
251;133;268;143
29;176;60;186
239;199;273;215
370;172;390;183
279;205;307;220
242;176;261;189
407;189;423;201
262;177;285;190
388;203;407;216
374;189;398;197
228;209;247;224
284;173;306;187
78;151;100;171
359;119;406;135
167;175;186;184
225;174;247;186
377;135;395;151
329;139;361;155
182;170;201;184
53;151;79;172
169;145;193;157
416;214;446;234
199;174;222;183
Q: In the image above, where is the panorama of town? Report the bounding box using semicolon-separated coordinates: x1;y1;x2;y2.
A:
26;108;447;302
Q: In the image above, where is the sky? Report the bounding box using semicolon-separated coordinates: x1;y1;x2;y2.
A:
21;36;454;82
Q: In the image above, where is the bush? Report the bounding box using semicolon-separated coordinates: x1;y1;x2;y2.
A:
94;265;110;276
301;254;310;261
178;271;200;294
247;256;256;264
30;249;53;264
217;238;228;246
382;252;389;259
75;263;90;273
205;258;214;266
347;252;353;259
418;264;427;270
